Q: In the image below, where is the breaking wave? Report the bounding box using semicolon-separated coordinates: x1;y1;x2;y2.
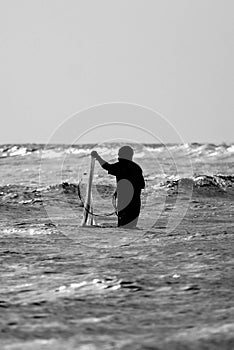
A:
1;173;234;208
1;143;234;159
0;182;116;206
163;174;234;197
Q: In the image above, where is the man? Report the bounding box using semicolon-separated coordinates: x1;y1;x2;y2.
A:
91;146;145;228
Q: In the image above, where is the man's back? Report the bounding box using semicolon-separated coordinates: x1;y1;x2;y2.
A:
102;158;145;192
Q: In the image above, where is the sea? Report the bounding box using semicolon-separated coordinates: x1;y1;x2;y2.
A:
0;143;234;350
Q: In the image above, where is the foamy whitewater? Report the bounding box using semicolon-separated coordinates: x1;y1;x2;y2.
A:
0;143;234;349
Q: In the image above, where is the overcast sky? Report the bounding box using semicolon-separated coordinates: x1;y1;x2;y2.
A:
0;0;233;144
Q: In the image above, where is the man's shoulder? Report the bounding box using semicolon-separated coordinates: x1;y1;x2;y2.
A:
131;160;143;172
111;159;143;173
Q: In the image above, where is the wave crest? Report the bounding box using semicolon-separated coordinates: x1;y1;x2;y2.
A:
1;142;234;159
163;174;234;197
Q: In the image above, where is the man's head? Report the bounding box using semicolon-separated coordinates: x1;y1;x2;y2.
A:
118;146;134;160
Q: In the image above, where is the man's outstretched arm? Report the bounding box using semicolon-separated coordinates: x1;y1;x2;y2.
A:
91;151;116;174
91;151;107;166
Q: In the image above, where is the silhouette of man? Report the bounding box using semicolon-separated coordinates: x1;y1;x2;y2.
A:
91;146;145;228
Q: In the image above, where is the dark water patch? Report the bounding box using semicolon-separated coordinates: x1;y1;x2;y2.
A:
0;301;10;308
120;281;143;292
1;250;23;255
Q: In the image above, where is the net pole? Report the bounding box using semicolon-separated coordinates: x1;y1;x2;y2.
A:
81;156;96;226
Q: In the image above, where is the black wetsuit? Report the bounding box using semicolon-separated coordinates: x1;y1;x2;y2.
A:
102;159;145;228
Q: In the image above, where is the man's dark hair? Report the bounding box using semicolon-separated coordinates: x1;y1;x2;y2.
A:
118;146;134;160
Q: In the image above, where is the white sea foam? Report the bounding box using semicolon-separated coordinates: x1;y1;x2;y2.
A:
227;145;234;153
55;277;122;296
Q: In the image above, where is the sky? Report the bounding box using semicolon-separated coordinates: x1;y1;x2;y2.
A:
0;0;233;144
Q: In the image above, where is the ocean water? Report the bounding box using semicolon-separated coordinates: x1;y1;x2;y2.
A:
0;143;234;349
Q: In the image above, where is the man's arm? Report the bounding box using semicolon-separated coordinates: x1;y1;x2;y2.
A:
91;151;107;167
91;151;117;175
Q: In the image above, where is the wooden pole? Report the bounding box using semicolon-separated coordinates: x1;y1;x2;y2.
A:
81;156;95;226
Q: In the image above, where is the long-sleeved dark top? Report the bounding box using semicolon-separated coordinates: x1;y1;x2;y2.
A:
102;159;145;195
